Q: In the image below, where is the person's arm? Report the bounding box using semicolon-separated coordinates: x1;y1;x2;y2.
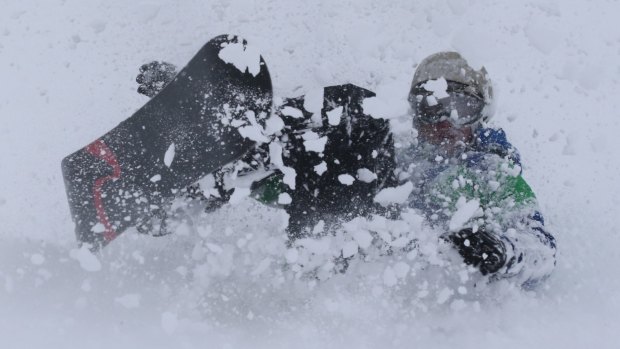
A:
435;151;556;286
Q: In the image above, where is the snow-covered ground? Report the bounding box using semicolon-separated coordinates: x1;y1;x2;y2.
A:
2;0;620;347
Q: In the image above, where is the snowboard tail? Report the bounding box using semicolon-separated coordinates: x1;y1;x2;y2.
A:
62;34;273;250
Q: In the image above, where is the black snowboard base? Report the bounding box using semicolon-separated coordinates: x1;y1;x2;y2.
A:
61;34;273;250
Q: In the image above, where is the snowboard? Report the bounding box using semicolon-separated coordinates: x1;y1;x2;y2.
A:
61;34;273;250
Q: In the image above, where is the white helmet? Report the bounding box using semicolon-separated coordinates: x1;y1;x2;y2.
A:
409;52;494;123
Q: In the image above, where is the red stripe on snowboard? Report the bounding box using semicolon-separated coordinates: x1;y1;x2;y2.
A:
86;139;121;243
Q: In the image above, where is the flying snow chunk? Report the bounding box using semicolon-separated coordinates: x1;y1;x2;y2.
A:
361;96;392;119
449;197;482;232
115;293;141;309
303;88;324;115
314;161;327;176
264;115;285;134
269;142;296;189
280;106;303;119
90;222;105;233
356;168;377;183
422;77;449;99
229;187;251;205
278;193;292;205
164;143;175;168
218;42;261;77
374;181;414;206
150;174;161;183
326;106;343;126
70;246;101;272
304;136;328;153
338;174;355;185
238;125;270;143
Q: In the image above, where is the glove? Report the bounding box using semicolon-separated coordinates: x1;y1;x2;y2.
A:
445;228;506;275
136;61;177;97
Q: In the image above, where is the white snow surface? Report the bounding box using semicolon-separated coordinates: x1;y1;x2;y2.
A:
2;1;620;348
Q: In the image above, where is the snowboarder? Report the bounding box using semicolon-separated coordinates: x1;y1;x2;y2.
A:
135;52;556;287
401;52;556;286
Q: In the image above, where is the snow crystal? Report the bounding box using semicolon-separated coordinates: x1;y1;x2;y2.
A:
149;174;161;183
422;77;449;99
303;136;328;153
326;106;343;126
301;130;320;140
448;197;482;232
115;293;141;309
280;106;303;119
314;161;328;175
278;193;292;205
218;41;261;77
356;168;377;183
338;174;355;185
426;95;438;107
30;254;45;265
164;143;175;168
269;142;296;189
360;96;399;120
373;181;414;206
69;246;101;272
450;108;459;121
264;115;285;135
238;125;270;143
161;312;178;335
